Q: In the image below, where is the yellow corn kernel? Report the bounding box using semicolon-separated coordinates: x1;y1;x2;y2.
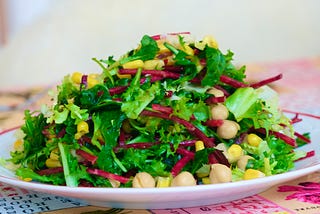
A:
227;144;243;163
156;41;169;54
202;177;211;185
45;158;62;168
243;169;265;180
87;74;99;89
77;121;89;134
156;177;171;188
122;60;144;69
71;72;83;84
23;177;33;182
143;59;164;70
195;141;205;151
181;45;194;56
116;73;131;79
247;133;263;147
74;132;82;140
202;35;219;49
13;139;24;152
50;148;60;161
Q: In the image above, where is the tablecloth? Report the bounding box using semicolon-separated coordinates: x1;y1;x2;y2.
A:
0;57;319;214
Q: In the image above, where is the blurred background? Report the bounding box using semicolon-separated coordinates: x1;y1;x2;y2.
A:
0;0;319;89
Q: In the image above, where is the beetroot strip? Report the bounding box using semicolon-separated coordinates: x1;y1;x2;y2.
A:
122;142;155;149
294;132;311;143
76;149;98;165
257;128;297;147
152;104;173;114
171;155;193;177
204;119;224;127
220;75;247;88
176;147;195;158
37;167;64;176
119;69;180;79
282;109;320;120
178;140;197;147
109;86;128;96
87;168;130;183
205;96;226;104
250;74;283;88
290;113;303;124
295;150;315;161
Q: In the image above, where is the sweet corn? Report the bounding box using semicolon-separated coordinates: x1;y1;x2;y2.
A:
181;45;194;56
45;158;62;168
156;176;171;188
243;169;265;180
247;133;263;147
195;140;205;151
227;144;243;163
143;59;164;70
50;148;60;161
13;139;24;152
77;121;89;134
156;41;169;54
71;72;83;84
23;177;33;182
202;35;219;49
87;74;99;89
202;177;211;185
116;73;131;79
122;60;144;69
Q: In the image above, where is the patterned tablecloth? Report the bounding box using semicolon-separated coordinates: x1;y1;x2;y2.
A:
0;57;319;214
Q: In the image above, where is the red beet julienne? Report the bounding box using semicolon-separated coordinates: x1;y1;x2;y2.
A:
86;168;130;184
76;149;98;165
118;69;181;79
256;128;297;147
219;73;283;89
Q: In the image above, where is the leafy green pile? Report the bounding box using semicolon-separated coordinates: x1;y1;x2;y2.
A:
9;33;307;187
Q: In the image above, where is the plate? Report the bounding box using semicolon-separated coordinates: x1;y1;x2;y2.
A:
0;113;319;209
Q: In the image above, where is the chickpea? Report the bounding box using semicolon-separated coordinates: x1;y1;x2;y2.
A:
210;104;229;120
217;120;240;139
171;171;197;187
209;163;232;184
237;155;254;171
132;172;156;188
207;87;224;97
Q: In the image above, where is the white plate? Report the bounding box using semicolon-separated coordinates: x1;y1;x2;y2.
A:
0;113;319;209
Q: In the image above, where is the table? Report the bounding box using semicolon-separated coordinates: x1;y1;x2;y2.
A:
0;57;319;214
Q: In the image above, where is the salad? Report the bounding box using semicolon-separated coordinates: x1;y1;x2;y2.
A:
7;32;311;188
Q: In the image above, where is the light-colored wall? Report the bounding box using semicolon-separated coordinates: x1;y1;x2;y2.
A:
0;0;319;88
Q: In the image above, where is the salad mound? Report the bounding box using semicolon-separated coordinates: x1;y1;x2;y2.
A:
8;33;309;188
